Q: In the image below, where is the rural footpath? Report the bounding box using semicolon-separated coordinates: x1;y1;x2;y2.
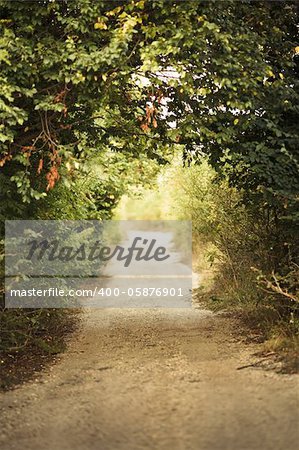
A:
0;306;298;450
0;230;298;450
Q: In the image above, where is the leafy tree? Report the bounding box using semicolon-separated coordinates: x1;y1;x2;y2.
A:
1;0;298;205
0;0;170;204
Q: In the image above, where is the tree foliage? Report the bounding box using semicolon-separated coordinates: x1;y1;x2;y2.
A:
1;0;298;203
0;0;171;203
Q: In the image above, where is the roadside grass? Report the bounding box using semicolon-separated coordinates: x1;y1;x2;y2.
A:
192;233;299;374
195;275;299;373
163;158;299;375
0;308;79;390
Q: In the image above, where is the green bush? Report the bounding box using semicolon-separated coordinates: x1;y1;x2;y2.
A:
166;157;299;320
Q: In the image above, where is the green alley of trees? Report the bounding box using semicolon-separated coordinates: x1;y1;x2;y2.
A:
0;0;298;377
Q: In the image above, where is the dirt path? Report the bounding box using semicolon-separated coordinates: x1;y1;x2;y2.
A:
0;306;298;450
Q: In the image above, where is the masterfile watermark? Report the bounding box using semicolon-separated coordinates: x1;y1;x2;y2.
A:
5;220;192;308
26;237;170;267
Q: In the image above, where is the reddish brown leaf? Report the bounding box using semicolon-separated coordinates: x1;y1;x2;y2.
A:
37;158;43;175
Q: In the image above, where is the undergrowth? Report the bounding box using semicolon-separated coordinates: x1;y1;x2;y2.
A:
164;157;299;372
0;308;78;390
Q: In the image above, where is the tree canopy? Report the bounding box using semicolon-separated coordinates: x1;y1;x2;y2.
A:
0;0;298;211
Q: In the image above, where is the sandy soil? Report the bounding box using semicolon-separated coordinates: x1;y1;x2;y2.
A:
0;305;298;450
